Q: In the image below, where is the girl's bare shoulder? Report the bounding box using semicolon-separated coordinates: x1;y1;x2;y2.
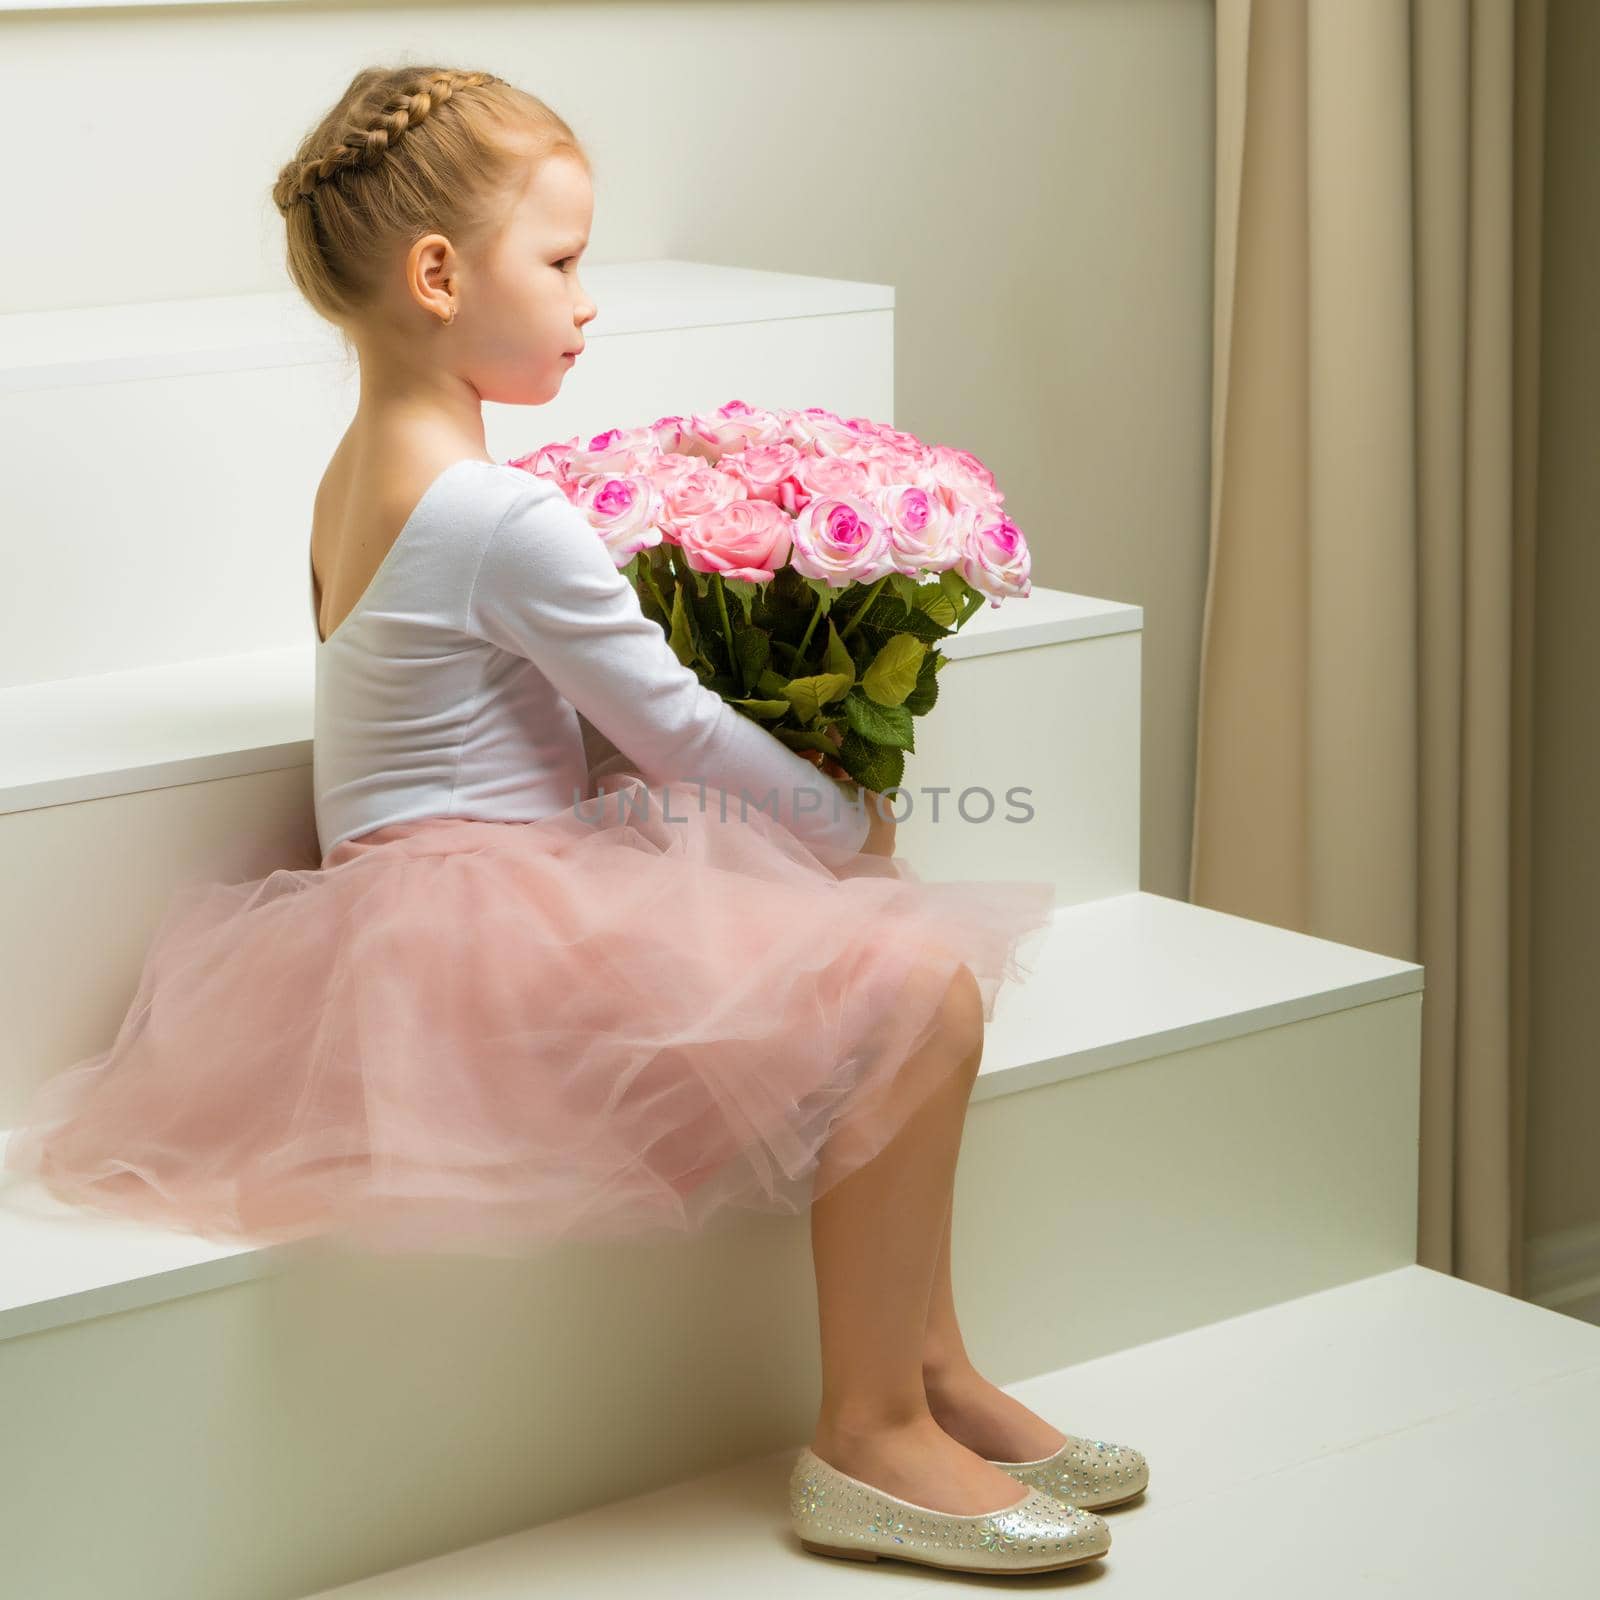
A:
310;434;497;640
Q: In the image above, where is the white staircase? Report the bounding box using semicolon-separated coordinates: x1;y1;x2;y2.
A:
1;263;1582;1600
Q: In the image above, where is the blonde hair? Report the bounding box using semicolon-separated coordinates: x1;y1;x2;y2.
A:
271;65;590;335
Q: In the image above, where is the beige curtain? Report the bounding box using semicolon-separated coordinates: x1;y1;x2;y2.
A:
1191;0;1547;1299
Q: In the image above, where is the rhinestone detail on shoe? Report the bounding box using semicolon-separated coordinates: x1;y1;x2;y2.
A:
789;1445;1111;1572
990;1433;1150;1509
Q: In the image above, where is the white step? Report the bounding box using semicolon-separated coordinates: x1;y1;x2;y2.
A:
0;893;1421;1600
0;590;1143;1117
1;262;897;686
290;1264;1600;1598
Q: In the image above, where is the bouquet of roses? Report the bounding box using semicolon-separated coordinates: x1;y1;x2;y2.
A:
506;400;1032;798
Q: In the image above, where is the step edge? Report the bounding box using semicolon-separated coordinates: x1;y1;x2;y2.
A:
977;966;1423;1098
0;263;897;392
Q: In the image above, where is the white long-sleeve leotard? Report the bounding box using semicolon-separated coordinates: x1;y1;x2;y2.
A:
312;458;869;865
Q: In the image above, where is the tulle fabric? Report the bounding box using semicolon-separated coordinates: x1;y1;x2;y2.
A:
2;774;1055;1260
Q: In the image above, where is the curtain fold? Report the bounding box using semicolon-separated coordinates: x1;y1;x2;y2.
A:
1194;0;1546;1297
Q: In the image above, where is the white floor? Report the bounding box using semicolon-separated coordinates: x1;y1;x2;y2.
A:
303;1264;1600;1596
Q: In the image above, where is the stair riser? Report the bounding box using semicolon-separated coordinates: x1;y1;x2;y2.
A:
959;991;1422;1375
0;767;314;1124
0;993;1419;1600
895;629;1140;897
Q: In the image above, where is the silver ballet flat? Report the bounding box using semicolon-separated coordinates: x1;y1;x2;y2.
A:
789;1445;1111;1574
989;1433;1150;1509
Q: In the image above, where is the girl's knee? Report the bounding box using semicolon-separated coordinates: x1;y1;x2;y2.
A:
926;959;984;1078
890;951;984;1091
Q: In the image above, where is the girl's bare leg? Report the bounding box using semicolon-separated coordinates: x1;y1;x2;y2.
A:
807;963;1034;1514
919;1187;1070;1462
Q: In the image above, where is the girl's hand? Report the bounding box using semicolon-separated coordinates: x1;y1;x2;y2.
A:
798;747;850;784
798;749;896;858
856;788;897;857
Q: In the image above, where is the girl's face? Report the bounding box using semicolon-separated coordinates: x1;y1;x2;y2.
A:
429;150;597;406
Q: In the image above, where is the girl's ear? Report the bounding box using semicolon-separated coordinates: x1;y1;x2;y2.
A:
406;233;458;321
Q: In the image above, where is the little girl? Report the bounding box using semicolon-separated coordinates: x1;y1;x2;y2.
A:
4;65;1145;1573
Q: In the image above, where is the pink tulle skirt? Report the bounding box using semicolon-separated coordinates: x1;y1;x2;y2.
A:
3;775;1055;1259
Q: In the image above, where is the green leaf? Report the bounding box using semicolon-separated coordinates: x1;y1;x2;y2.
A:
730;697;792;719
841;728;906;793
722;576;760;624
822;618;856;685
801;576;837;611
911;583;958;627
938;569;973;603
886;573;923;614
636;582;670;629
733;625;771;690
782;672;855;722
842;688;915;751
774;728;840;757
905;650;941;715
755;668;790;697
668;583;696;668
851;591;949;644
861;634;927;706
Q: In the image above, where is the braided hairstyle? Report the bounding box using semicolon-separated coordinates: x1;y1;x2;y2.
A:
271;65;590;330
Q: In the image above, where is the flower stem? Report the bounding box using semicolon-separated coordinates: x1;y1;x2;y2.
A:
711;572;738;683
795;586;828;662
838;574;891;643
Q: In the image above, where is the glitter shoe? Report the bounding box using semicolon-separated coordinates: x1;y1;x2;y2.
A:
988;1433;1150;1510
789;1445;1111;1574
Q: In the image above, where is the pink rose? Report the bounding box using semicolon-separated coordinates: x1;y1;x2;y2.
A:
649;456;744;545
683;400;788;460
647;414;698;456
653;454;741;513
507;437;583;491
583;425;655;457
571;474;668;563
869;421;928;453
563;426;662;483
857;439;931;488
869;484;964;574
679;499;794;584
782;407;860;455
790;496;897;587
928;442;1002;508
959;511;1031;604
717;440;807;506
796;451;873;504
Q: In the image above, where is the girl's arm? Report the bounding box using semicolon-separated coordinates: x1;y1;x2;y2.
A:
466;477;871;867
